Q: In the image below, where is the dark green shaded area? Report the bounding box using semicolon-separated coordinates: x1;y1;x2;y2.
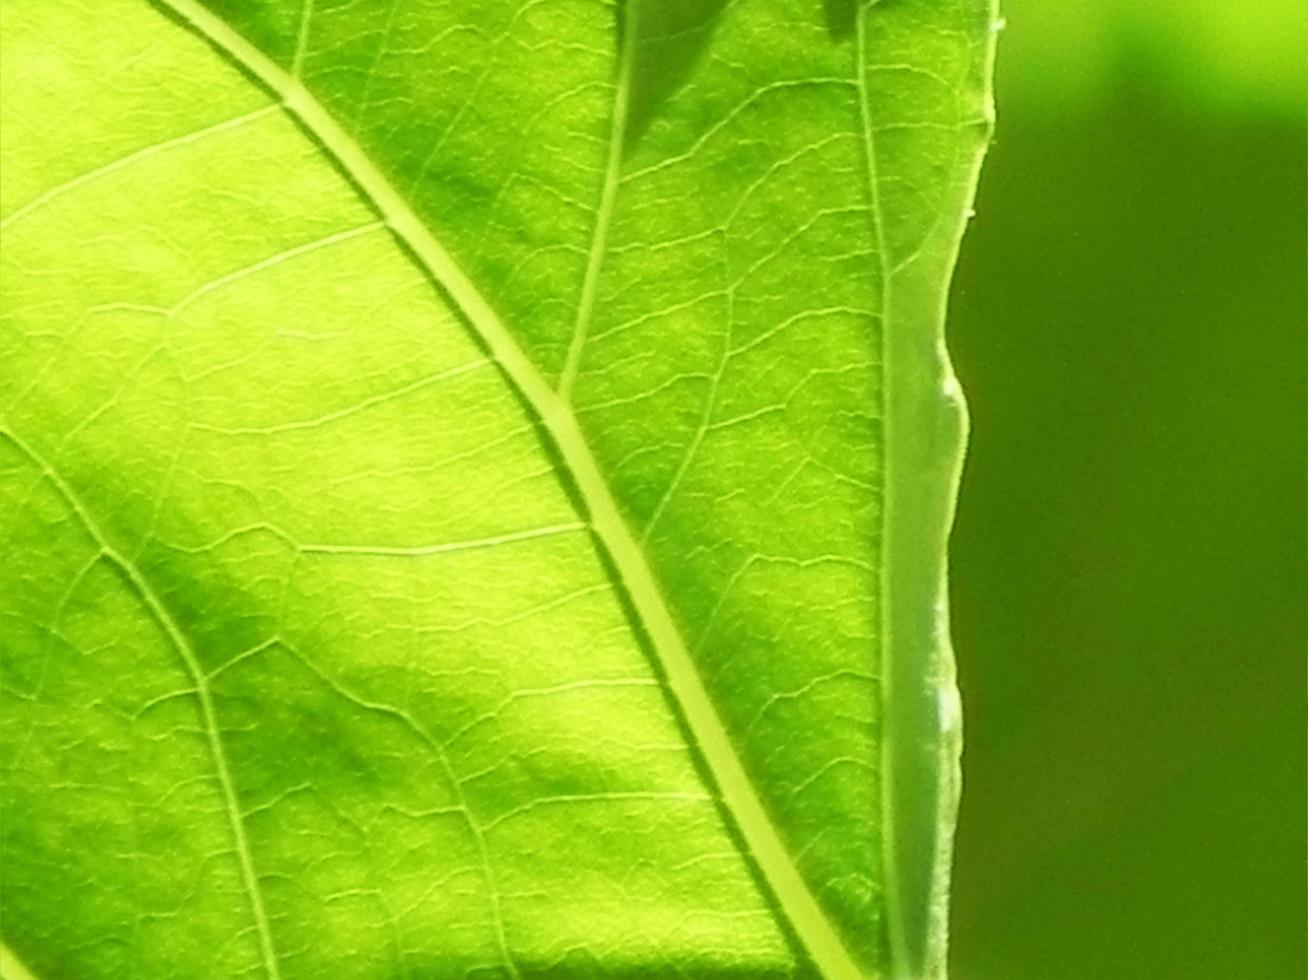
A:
947;11;1307;977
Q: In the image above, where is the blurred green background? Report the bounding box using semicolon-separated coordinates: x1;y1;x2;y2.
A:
945;2;1306;978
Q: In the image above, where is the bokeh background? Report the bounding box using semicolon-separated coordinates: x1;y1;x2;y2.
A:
945;2;1306;978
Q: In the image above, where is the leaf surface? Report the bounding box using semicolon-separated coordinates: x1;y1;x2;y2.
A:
0;0;995;977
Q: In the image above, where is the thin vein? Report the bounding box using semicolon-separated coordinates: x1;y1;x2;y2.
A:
0;106;278;232
639;291;731;543
189;357;488;435
299;520;586;556
557;0;636;398
0;429;283;980
352;0;402;129
291;0;313;78
855;9;905;976
162;221;384;316
275;643;519;979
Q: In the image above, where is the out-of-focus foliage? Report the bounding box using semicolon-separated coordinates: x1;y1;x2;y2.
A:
946;2;1307;978
1000;0;1305;119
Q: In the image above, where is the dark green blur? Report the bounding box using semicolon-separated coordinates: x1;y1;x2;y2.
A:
946;3;1306;978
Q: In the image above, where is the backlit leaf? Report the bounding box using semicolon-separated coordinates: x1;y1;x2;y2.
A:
0;0;995;976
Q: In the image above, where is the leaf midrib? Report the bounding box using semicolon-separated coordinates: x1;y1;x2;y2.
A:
151;0;867;976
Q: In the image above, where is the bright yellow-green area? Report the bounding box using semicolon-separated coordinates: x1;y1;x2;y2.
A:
0;0;995;977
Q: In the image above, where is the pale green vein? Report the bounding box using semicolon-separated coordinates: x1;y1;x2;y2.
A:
0;428;282;980
291;0;313;79
167;221;383;315
557;0;636;398
149;1;867;975
274;642;519;977
853;8;907;976
91;222;386;322
0;105;278;232
188;357;489;435
298;520;586;556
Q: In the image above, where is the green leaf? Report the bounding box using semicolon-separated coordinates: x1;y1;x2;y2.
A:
0;0;995;976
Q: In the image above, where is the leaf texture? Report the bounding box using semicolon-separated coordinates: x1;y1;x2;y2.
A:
0;0;996;977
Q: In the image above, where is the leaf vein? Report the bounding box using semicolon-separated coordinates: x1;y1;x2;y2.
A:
148;2;868;976
0;427;283;980
0;106;278;232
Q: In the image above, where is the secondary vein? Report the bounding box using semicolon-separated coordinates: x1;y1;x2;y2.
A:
853;9;910;976
0;428;283;980
557;0;636;399
148;2;866;976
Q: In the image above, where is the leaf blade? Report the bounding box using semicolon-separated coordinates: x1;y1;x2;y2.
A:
1;3;791;973
0;0;997;975
151;2;867;972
